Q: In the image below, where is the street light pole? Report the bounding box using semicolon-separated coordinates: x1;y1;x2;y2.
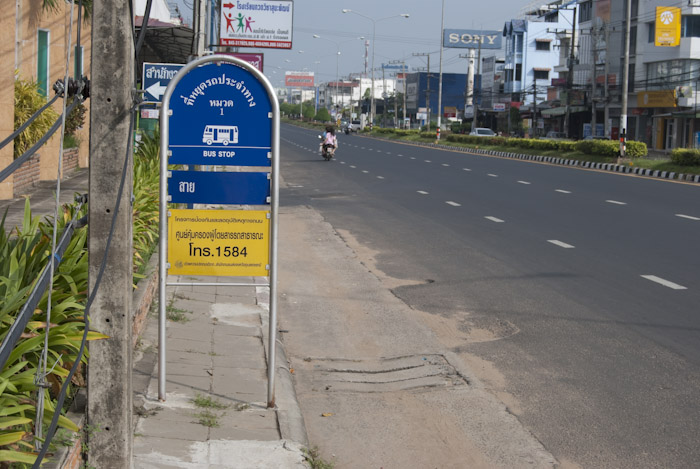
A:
343;9;409;130
436;0;445;139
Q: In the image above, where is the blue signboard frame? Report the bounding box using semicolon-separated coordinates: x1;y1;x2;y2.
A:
158;55;281;406
142;63;185;103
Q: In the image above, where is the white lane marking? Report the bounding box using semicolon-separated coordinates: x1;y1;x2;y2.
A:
340;162;346;164
350;165;356;168
425;160;432;163
386;152;392;154
488;174;498;177
485;216;504;223
398;154;404;157
555;189;572;194
442;163;450;167
360;147;366;149
517;180;531;185
463;168;472;172
606;200;627;205
417;190;429;195
446;201;461;207
362;170;369;173
410;157;416;160
377;176;385;179
641;275;687;290
676;214;700;221
548;240;575;249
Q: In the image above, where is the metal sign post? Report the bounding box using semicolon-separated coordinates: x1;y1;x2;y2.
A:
158;55;280;407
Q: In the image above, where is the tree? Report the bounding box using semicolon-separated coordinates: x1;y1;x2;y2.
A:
302;102;315;120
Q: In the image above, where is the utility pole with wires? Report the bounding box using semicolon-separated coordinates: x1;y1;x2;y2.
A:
471;40;482;134
414;53;431;131
619;0;631;159
563;5;577;138
88;0;134;466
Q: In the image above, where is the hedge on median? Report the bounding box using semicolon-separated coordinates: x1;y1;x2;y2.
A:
670;148;700;166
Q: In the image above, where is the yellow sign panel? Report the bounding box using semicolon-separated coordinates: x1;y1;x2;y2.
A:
655;6;681;47
637;90;676;108
168;209;270;277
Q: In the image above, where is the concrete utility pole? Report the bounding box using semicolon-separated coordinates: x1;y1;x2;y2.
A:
414;53;431;130
88;0;134;467
564;6;577;138
591;23;597;136
620;0;632;158
471;41;482;133
436;0;445;137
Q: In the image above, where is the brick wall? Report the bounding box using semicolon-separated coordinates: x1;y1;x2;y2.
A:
12;153;41;197
63;148;79;174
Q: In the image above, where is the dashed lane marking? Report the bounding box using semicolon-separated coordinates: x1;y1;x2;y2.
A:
641;275;687;290
606;200;627;205
446;201;461;207
555;189;572;194
463;168;471;171
417;190;429;195
485;216;505;223
548;240;575;249
676;214;700;221
488;174;498;178
517;181;531;185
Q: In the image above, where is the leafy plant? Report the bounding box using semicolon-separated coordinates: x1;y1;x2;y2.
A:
670;148;700;166
14;76;60;158
132;131;161;282
0;199;106;467
42;0;92;19
64;102;86;137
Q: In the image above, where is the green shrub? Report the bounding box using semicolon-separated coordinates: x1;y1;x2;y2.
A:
670;148;700;166
14;76;60;158
313;108;331;122
625;140;647;158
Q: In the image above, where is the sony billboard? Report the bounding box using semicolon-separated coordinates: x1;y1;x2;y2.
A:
443;29;502;49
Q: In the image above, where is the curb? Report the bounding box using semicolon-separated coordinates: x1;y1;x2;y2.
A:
255;286;309;448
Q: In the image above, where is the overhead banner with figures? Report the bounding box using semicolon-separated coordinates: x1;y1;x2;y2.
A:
220;0;293;49
655;6;681;46
168;209;270;277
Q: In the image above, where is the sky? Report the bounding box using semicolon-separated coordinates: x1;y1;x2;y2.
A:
171;0;539;88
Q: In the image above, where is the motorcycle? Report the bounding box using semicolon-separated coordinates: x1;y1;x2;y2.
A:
318;135;336;161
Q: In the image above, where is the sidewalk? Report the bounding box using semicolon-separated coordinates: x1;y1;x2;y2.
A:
132;278;308;468
0;170;309;467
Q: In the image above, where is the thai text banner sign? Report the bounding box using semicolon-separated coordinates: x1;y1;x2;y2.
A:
220;0;293;49
168;171;270;205
221;52;264;72
168;209;270;277
443;29;502;49
169;62;272;166
655;6;681;46
285;72;314;87
142;63;185;103
637;90;677;108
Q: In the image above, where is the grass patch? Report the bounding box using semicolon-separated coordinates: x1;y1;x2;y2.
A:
302;447;334;469
195;410;220;427
166;299;191;323
193;393;229;410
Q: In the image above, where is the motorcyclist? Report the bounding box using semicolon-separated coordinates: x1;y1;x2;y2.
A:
321;125;337;157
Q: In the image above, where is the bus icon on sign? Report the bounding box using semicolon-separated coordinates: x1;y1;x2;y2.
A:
203;125;239;145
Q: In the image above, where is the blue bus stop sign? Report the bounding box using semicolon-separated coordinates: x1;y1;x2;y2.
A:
168;62;272;167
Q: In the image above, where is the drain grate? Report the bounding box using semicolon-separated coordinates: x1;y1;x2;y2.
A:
300;354;467;393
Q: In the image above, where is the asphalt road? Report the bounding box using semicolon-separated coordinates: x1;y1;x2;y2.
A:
279;124;700;468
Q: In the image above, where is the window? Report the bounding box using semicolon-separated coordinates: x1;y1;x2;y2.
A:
516;63;522;81
534;70;549;80
580;1;592;23
516;34;523;53
648;22;654;43
630;25;637;55
628;63;635;92
536;40;551;51
682;15;700;38
37;29;50;97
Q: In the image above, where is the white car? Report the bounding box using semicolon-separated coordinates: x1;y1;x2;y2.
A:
469;127;496;137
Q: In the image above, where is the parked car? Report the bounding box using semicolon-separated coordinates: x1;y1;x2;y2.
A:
544;131;567;140
469;127;496;137
347;120;362;132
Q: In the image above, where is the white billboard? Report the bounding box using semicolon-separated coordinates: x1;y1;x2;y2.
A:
220;1;293;49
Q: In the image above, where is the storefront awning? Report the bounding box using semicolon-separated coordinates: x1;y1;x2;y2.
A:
540;106;586;117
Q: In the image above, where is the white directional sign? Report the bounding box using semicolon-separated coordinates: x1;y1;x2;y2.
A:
142;63;185;103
